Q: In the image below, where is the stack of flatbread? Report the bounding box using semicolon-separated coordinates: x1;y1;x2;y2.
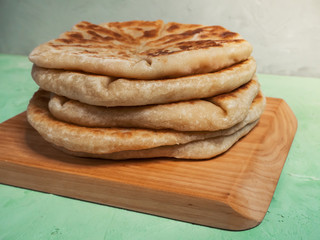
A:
27;20;265;160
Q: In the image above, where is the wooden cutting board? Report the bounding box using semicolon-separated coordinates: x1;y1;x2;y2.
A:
0;97;297;230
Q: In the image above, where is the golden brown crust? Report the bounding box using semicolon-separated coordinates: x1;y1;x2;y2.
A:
29;20;252;79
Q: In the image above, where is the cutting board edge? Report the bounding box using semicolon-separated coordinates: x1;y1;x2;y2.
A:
0;159;260;230
227;98;298;222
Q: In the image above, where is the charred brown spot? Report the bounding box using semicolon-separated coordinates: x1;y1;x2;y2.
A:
77;22;123;40
48;42;60;48
68;32;84;39
55;28;116;44
177;40;222;50
182;28;203;36
56;38;74;44
118;21;139;27
145;48;173;56
199;34;209;38
220;31;238;39
111;20;160;29
214;39;245;44
143;29;157;38
167;24;180;32
87;30;115;41
61;32;89;44
144;39;222;57
160;28;205;45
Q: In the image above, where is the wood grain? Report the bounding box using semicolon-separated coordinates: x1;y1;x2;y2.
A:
0;97;297;230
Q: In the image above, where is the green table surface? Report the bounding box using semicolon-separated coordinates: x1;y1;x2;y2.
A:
0;53;319;240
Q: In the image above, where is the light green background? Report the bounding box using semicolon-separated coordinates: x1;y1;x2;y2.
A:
1;0;320;78
1;54;320;239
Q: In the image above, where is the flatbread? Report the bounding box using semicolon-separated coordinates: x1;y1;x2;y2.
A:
48;78;260;131
31;57;256;107
29;20;253;79
55;120;258;160
27;89;265;155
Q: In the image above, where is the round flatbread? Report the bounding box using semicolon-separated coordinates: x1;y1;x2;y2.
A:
56;120;258;160
29;20;253;79
48;78;260;131
31;57;256;107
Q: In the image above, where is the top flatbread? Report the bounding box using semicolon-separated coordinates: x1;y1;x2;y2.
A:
29;20;253;79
